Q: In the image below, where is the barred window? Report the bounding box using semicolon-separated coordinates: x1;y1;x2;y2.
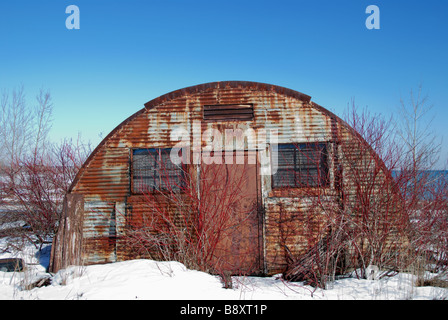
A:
273;143;329;188
132;148;185;193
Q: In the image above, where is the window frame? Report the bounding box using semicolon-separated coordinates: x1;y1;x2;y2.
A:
271;142;330;189
131;147;186;194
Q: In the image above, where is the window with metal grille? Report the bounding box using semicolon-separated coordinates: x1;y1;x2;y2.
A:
273;143;329;188
203;104;254;121
132;148;185;193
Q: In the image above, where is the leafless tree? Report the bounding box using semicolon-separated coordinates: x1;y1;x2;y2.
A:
283;107;408;288
0;86;33;166
396;84;441;172
1;86;90;249
0;86;53;166
8;136;91;248
284;94;447;288
394;85;447;284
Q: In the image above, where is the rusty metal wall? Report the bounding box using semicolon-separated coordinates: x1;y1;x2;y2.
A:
51;81;395;274
49;193;84;272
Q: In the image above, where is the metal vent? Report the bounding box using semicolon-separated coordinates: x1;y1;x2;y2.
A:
203;104;254;121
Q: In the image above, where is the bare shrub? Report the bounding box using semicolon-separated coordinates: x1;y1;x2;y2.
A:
0;86;91;248
124;149;258;276
4;137;90;248
284;105;409;288
284;91;447;288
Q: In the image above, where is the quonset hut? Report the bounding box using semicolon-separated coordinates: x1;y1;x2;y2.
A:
50;81;404;276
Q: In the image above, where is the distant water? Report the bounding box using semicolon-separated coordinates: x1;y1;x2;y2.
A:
391;170;448;179
391;170;447;199
424;170;448;191
425;170;448;179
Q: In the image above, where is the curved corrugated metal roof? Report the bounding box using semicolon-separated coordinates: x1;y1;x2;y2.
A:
69;81;388;192
143;81;312;109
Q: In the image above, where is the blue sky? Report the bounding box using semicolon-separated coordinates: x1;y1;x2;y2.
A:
1;0;447;167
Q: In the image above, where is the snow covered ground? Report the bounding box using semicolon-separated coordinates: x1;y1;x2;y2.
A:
1;237;447;301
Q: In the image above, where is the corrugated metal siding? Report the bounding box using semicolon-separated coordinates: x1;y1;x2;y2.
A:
264;197;332;274
49;193;84;272
73;147;129;202
116;193;196;262
52;81;400;275
335;124;405;254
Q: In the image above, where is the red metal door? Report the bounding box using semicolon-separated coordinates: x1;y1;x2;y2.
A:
200;151;262;275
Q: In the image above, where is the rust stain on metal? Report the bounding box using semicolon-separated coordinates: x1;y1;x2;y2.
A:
51;81;399;275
